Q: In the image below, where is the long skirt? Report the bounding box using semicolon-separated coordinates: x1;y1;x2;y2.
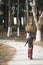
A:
28;45;33;59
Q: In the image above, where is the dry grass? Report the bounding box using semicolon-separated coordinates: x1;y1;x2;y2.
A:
0;43;16;62
0;62;8;65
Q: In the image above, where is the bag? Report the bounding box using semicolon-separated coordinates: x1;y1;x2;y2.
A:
25;24;36;33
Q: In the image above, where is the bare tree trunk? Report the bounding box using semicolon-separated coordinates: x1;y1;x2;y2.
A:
17;0;20;36
32;0;43;42
24;15;27;25
21;17;24;26
25;0;29;25
36;29;41;41
25;0;29;39
36;14;43;41
7;0;12;37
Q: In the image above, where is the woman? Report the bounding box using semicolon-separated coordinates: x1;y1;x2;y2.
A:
25;33;34;59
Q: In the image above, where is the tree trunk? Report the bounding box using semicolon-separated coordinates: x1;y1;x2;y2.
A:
32;0;43;42
24;15;27;25
21;17;24;26
4;5;8;32
7;0;12;37
17;0;20;36
36;29;41;42
17;27;20;36
25;0;29;25
7;26;12;37
35;22;41;41
25;0;29;39
20;16;22;29
13;17;17;25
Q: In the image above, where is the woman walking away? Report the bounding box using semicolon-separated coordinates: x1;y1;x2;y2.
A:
24;33;34;59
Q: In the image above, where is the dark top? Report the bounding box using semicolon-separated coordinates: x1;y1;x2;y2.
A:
26;33;33;47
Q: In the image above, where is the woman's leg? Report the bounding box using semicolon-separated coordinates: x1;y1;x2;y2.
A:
28;44;33;59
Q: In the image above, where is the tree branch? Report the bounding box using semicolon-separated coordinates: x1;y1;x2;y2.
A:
32;6;38;27
39;11;43;24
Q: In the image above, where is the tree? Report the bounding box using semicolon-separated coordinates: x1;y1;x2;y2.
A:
7;0;13;37
32;0;43;41
17;0;20;36
12;0;25;36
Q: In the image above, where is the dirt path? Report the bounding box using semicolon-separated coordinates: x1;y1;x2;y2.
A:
0;40;43;65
